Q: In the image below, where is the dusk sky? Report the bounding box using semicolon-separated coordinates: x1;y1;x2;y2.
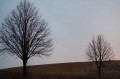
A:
0;0;120;69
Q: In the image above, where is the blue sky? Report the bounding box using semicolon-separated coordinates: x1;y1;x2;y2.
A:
0;0;120;69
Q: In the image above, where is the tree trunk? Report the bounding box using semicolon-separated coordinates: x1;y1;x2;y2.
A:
23;59;27;76
98;67;101;77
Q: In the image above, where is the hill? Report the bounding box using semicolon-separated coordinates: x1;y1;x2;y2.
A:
0;61;120;79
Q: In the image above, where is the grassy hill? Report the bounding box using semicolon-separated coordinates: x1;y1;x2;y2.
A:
0;61;120;79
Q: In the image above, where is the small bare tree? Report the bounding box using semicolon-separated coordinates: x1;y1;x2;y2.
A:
86;34;113;76
0;0;52;76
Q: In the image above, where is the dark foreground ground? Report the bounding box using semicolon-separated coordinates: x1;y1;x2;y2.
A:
0;61;120;79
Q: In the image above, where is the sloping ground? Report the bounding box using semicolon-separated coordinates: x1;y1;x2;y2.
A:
0;61;120;79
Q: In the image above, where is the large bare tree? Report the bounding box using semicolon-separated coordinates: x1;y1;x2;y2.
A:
0;0;52;76
86;34;113;76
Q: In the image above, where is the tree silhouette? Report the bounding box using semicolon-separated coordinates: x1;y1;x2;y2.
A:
0;0;52;76
86;34;113;77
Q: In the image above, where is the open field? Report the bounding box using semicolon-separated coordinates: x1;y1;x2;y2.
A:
0;61;120;79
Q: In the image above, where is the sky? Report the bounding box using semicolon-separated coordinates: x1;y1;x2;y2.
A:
0;0;120;69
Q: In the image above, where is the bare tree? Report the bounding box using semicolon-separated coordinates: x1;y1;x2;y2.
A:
0;0;52;76
86;34;113;76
